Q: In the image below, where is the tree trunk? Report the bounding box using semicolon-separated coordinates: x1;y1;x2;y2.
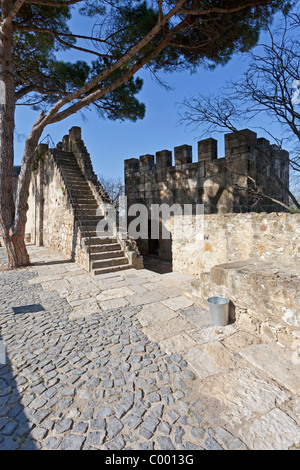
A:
0;5;18;267
0;4;44;268
3;233;30;268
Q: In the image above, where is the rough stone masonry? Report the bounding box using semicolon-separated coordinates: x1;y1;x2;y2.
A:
124;129;289;260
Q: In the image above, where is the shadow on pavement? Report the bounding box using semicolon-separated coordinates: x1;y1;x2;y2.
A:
0;332;38;450
142;255;173;274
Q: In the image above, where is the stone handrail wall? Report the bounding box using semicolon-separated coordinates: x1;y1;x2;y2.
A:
59;127;111;207
58;128;143;269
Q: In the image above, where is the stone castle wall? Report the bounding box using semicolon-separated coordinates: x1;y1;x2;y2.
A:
125;129;290;260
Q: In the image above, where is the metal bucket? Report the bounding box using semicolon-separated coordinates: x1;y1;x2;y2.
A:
207;296;230;326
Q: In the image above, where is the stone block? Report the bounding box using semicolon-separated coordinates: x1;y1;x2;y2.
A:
162;296;194;311
69;126;82;142
136;301;177;327
156;150;172;169
174;145;193;166
145;316;193;342
240;343;300;395
198;138;218;161
125;158;140;174
139;154;155;172
186;342;235;379
245;408;300;450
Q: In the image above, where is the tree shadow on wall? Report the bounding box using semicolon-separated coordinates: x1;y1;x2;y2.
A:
0;333;38;450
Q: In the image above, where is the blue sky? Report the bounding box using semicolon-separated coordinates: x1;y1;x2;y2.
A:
13;10;289;182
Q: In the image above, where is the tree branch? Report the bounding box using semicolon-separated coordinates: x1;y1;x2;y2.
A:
35;0;188;127
15;26;113;57
26;0;83;6
1;0;25;28
178;0;274;16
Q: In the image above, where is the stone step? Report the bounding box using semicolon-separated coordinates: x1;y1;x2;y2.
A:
75;197;96;202
72;194;95;202
75;193;96;199
89;243;122;256
91;256;128;270
60;172;81;180
76;202;98;208
86;237;119;246
92;264;131;276
61;168;84;174
78;210;99;217
60;167;80;173
90;250;125;261
56;162;80;169
70;184;91;190
58;157;80;162
80;229;99;237
55;156;76;162
66;178;90;184
70;184;91;191
76;203;99;210
64;172;85;178
58;161;80;167
72;192;94;199
79;217;105;224
55;150;74;155
87;242;119;253
60;173;85;181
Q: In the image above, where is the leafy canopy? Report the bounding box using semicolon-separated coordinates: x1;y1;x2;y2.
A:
12;0;293;122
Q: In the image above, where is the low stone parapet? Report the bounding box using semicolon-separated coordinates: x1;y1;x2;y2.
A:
186;259;300;348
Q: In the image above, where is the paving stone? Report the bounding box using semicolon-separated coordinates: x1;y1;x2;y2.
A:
204;437;223;450
0;436;20;450
106;417;124;440
1;420;18;435
156;435;176;450
162;296;194;311
166;409;180;425
147;392;161;403
90;418;106;431
1;246;298;452
157;421;171;435
60;434;86;450
123;414;143;430
42;387;58;399
31;427;48;440
55;418;73;434
96;407;114;418
102;379;114;389
29;397;47;410
138;442;154;450
85;431;106;447
44;437;62;450
105;434;125;450
175;426;185;445
190;427;205;440
215;427;233;444
139;426;153;439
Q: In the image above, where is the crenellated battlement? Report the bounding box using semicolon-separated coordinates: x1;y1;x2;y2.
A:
124;129;290;260
125;129;289;177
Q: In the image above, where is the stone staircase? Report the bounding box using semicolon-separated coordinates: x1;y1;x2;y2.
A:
54;149;131;275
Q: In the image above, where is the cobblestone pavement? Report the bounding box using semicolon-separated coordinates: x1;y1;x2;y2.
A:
0;245;300;451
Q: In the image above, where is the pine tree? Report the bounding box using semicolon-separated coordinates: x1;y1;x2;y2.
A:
0;0;290;267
